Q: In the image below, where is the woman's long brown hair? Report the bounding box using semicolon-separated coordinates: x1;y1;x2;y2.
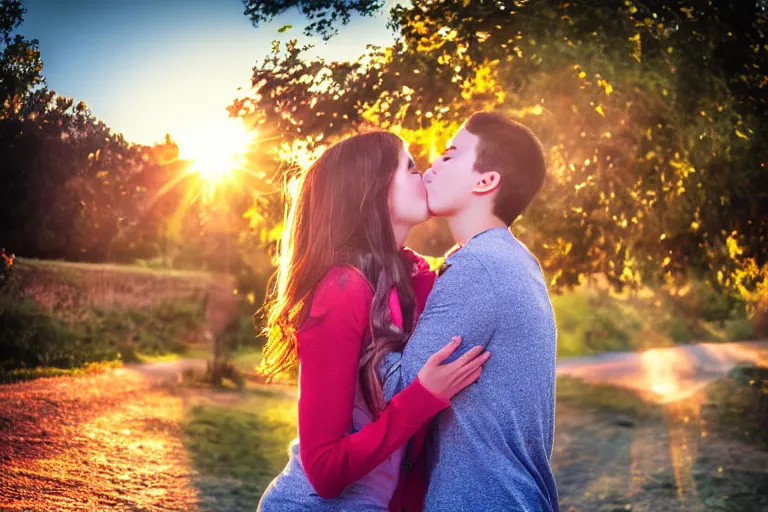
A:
261;131;416;416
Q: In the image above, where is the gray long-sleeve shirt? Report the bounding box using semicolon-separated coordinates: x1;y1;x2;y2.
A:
387;227;559;511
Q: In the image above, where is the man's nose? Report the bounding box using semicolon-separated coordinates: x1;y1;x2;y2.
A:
423;168;435;183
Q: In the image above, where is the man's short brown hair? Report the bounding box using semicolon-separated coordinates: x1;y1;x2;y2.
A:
465;112;546;225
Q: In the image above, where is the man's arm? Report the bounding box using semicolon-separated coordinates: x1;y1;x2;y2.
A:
398;249;497;386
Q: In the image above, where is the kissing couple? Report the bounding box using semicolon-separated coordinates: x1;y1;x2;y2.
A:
258;112;559;512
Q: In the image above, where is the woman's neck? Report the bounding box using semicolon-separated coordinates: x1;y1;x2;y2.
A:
392;223;410;248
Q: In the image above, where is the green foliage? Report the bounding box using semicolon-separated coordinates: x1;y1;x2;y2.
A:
553;290;634;357
0;295;206;371
663;317;692;344
221;313;265;352
243;0;384;40
725;315;756;342
0;296;88;369
1;0;43;118
552;280;755;357
236;0;767;298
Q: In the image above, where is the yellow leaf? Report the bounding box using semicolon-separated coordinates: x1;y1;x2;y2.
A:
598;79;614;95
578;71;586;79
628;33;642;62
463;0;471;7
595;105;605;116
662;257;671;267
735;129;749;140
727;235;743;259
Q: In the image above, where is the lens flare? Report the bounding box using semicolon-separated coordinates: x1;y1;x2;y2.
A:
177;118;252;191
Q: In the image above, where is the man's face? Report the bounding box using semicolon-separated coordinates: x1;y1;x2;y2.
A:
422;127;482;217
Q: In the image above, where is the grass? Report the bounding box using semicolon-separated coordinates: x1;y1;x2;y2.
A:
555;376;663;419
177;376;660;500
558;368;768;448
182;384;297;507
227;345;264;372
704;365;768;448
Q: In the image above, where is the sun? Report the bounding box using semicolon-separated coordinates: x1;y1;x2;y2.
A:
177;117;252;186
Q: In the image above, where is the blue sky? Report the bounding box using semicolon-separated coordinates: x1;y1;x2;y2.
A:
21;0;395;146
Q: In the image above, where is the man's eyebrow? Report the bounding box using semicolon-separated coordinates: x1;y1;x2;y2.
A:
444;144;457;151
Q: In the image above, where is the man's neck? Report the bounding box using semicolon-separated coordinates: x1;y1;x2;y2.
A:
447;208;507;247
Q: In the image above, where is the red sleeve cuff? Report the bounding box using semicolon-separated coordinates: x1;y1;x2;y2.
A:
388;376;451;426
413;376;452;410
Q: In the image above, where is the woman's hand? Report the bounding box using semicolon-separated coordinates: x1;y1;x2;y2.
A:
417;336;490;401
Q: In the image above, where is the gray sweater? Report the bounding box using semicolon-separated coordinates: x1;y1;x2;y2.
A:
389;227;559;511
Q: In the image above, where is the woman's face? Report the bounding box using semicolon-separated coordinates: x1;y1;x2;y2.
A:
388;145;430;231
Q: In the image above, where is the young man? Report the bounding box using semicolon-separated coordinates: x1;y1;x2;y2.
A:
392;112;558;511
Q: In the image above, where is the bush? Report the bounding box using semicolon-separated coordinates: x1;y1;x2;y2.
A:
663;317;693;344
552;289;639;357
0;296;87;368
0;295;207;370
0;248;15;293
725;314;757;341
553;278;757;358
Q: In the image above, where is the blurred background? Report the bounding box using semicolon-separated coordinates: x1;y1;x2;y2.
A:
0;1;766;511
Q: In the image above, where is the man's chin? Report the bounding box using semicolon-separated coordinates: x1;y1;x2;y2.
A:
426;204;445;218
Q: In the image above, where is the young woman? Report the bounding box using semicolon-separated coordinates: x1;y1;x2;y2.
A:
257;131;489;511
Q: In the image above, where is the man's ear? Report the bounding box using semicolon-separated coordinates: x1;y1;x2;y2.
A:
473;171;501;194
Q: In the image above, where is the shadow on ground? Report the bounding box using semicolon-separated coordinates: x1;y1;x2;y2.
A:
180;385;297;510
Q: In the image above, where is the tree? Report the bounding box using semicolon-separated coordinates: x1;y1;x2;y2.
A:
0;2;206;267
1;0;43;119
236;0;767;293
243;0;384;40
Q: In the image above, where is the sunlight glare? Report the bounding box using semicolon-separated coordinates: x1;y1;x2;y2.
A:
177;117;252;186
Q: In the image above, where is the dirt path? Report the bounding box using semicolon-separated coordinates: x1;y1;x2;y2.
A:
557;341;768;403
0;364;209;511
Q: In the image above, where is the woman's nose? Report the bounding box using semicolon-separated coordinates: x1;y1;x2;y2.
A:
423;168;435;183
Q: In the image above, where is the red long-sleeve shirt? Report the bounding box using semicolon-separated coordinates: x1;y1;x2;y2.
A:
297;262;448;501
